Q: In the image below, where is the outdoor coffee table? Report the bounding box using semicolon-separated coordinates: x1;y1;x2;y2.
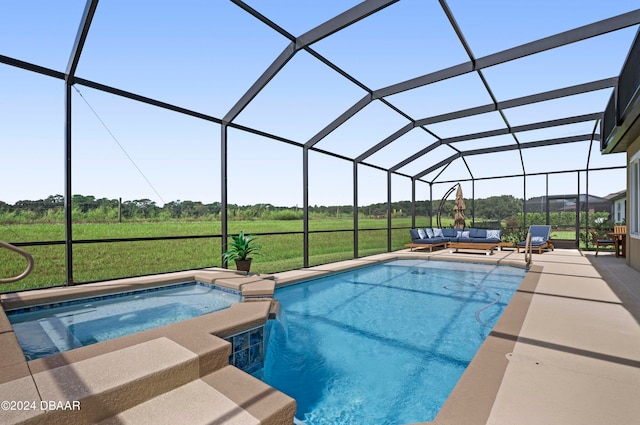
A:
447;242;498;255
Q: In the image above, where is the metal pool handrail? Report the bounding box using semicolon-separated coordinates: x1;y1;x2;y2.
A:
524;232;532;267
0;240;34;284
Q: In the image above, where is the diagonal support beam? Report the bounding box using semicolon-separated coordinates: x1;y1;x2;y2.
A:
223;42;296;123
1;54;64;79
464;134;598;157
374;9;640;98
442;113;603;144
296;0;399;49
374;62;474;98
389;113;602;172
355;123;414;162
66;0;99;82
414;134;597;179
230;0;295;41
305;94;372;147
390;140;442;172
414;153;461;180
74;77;222;123
477;9;640;69
415;78;616;126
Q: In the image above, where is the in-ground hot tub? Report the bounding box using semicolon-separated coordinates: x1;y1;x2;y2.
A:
6;281;241;360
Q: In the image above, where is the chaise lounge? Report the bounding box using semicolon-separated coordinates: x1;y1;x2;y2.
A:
517;225;554;254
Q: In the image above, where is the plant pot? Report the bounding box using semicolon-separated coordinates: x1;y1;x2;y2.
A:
234;258;252;273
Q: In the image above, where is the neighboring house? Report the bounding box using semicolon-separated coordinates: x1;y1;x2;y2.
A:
525;194;611;214
605;190;626;224
600;27;640;272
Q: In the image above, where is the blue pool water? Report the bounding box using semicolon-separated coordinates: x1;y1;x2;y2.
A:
262;259;526;425
7;282;241;360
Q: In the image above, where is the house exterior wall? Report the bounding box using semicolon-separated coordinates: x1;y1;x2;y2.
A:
629;134;640;272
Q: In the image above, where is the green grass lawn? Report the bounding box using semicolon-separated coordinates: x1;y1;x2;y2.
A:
1;218;426;292
3;218;596;293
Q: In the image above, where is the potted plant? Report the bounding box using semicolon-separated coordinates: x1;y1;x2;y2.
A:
222;231;261;273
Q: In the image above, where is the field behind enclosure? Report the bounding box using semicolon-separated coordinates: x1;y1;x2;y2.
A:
1;217;440;292
1;218;597;293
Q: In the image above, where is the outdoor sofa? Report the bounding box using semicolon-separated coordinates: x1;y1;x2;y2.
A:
408;228;503;251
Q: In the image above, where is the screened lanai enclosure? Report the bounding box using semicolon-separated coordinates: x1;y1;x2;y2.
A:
1;1;639;290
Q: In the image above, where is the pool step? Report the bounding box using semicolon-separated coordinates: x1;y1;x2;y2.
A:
10;337;295;425
27;337;200;424
98;366;296;425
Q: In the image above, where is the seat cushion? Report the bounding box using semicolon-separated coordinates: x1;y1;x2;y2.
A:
413;238;447;244
456;237;474;243
442;228;456;238
517;239;547;246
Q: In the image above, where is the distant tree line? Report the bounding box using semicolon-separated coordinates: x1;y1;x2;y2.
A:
0;194;530;224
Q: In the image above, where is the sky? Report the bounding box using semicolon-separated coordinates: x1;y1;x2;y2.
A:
1;0;638;207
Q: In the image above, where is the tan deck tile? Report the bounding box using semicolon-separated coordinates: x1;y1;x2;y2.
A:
200;266;242;273
196;301;271;338
241;280;275;297
271;269;332;286
517;295;640;360
306;258;378;272
586;253;640;308
98;379;260;425
192;271;248;283
359;253;401;261
33;337;199;424
0;375;44;424
201;366;296;425
0;331;29;379
0;361;31;387
528;249;583;261
488;343;640;425
213;276;265;291
0;308;14;333
532;275;622;303
532;261;603;279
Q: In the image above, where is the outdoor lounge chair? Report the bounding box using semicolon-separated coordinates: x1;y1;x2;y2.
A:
590;229;615;256
517;225;554;254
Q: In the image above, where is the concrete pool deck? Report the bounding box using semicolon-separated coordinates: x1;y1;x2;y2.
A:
400;248;640;425
0;249;639;424
271;248;640;425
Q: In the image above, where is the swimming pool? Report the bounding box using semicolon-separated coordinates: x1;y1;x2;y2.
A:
262;259;526;424
6;281;241;360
